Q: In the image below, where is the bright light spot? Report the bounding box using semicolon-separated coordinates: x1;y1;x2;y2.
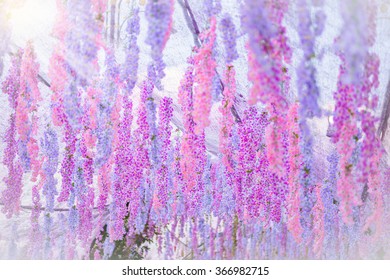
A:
9;0;55;42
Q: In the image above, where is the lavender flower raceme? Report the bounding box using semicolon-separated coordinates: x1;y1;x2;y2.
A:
312;185;325;257
110;79;153;240
122;8;140;94
236;107;269;220
219;14;238;64
95;53;120;168
219;65;236;171
296;0;324;119
145;0;174;89
16;42;42;174
41;128;59;258
57;123;76;203
65;0;99;85
143;80;159;166
49;0;69;127
109;10;140;238
98;88;122;242
111;98;134;239
204;0;221;19
322;152;339;258
219;14;238;171
296;1;325;234
1;51;23;218
154;97;174;219
41;130;60;212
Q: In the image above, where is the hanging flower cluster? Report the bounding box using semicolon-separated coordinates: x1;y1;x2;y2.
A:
193;16;217;134
145;0;174;89
219;14;238;171
285;103;303;242
333;0;384;226
1;51;23;218
241;0;292;177
0;0;388;260
296;0;326;240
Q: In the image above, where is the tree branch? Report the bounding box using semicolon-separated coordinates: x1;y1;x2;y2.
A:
378;74;390;141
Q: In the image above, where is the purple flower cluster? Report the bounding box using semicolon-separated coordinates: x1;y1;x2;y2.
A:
143;80;159;166
42;128;59;213
58;123;76;203
237;108;269;219
95;53;120;168
240;0;278;73
111;98;134;240
1;118;24;218
1;52;23;218
204;0;222;18
296;0;323;230
321;152;339;258
155;97;174;218
333;0;383;224
122;8;140;94
296;0;323;119
220;14;238;64
65;0;99;84
145;0;174;89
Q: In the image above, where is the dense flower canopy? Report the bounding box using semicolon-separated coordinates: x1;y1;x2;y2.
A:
0;0;389;260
